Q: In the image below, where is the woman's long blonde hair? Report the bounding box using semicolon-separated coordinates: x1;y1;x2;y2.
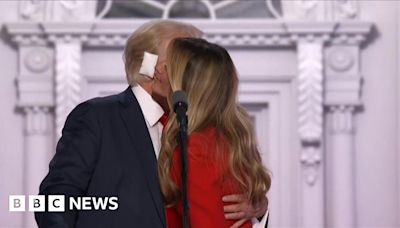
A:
158;38;271;206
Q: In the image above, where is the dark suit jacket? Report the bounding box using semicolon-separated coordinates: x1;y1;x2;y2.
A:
35;87;166;228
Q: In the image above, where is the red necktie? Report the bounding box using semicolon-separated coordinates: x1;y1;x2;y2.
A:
159;113;168;126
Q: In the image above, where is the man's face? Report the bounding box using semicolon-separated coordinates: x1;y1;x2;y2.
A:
152;40;172;112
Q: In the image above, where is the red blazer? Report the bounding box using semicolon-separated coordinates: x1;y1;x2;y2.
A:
165;128;252;228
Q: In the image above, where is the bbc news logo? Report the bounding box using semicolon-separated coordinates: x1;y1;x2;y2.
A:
9;195;118;212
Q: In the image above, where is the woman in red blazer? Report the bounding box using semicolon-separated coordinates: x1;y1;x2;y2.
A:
158;38;271;228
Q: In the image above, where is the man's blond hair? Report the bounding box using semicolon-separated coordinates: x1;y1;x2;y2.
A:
123;20;203;86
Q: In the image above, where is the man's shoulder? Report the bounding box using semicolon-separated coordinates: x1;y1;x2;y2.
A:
82;88;132;110
69;89;130;118
87;90;126;106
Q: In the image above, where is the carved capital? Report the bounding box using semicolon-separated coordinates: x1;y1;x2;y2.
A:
23;106;51;135
327;105;355;134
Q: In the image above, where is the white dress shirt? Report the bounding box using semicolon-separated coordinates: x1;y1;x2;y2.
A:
132;85;164;158
132;85;268;227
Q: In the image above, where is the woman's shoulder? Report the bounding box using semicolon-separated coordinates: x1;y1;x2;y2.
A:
187;128;217;156
189;127;216;143
187;127;228;159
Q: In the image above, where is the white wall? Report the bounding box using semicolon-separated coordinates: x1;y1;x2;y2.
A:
0;1;24;227
356;1;400;227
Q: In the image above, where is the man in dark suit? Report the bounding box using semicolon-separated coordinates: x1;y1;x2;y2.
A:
35;21;268;228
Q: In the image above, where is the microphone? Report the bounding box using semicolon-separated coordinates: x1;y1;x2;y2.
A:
172;90;188;128
172;90;189;228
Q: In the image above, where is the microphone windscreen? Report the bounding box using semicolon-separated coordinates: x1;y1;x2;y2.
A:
172;90;188;110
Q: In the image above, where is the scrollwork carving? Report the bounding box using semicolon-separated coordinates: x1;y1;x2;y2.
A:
297;42;324;186
298;42;323;143
55;42;82;138
300;146;322;185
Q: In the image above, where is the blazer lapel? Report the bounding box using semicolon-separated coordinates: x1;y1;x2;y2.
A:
118;87;165;226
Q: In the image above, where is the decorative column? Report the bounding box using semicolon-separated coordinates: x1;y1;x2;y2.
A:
326;105;356;227
324;43;363;227
23;106;52;227
10;39;55;227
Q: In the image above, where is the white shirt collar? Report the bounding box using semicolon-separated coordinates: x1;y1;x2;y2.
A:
131;85;164;127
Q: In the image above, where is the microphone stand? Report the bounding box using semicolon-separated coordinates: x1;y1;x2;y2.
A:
173;91;190;228
177;115;189;228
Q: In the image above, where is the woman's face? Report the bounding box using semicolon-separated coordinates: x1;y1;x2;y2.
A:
151;40;172;111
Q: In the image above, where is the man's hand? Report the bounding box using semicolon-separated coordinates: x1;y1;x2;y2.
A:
223;194;268;228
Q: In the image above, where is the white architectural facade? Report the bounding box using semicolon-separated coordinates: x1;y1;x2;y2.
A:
1;1;399;228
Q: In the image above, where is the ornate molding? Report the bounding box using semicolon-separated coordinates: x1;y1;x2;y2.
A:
86;34;129;47
324;45;361;106
24;47;51;73
331;34;366;45
326;47;354;72
55;42;82;138
13;34;47;46
6;20;373;48
298;42;323;143
205;33;292;47
297;42;323;186
17;46;54;107
48;34;88;44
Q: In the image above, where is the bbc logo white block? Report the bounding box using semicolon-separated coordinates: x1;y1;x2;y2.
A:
29;195;45;212
9;195;25;212
48;195;65;212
